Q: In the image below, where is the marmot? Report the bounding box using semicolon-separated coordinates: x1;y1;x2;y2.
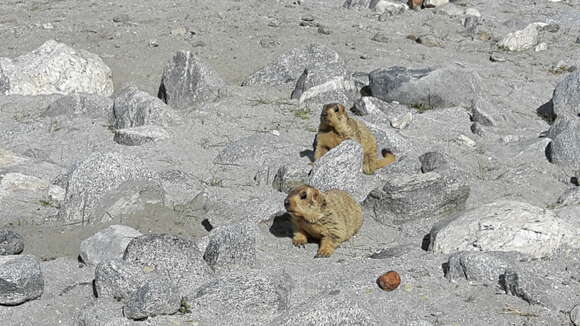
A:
284;185;363;258
314;103;396;175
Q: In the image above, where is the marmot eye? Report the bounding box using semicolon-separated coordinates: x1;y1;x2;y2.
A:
334;107;339;112
300;192;307;200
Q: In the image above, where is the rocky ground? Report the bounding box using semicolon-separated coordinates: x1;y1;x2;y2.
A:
0;0;579;325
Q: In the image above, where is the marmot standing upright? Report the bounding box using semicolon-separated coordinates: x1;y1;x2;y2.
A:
314;103;396;174
284;185;363;258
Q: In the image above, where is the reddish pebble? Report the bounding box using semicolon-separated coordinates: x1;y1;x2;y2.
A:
377;271;401;291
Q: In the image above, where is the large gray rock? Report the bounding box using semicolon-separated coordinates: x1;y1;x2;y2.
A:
310;140;372;202
364;171;469;224
0;172;64;225
498;23;545;52
445;251;519;284
183;270;293;323
556;187;580;207
430;200;579;258
203;222;258;271
552;70;580;119
0;230;24;255
294;75;359;108
272;162;310;193
76;298;126;326
113;125;171;146
242;43;346;87
368;66;482;109
80;225;142;265
43;93;114;121
271;295;378;326
113;86;179;129
94;259;159;302
0;255;43;305
124;278;181;320
58;152;164;225
158;51;227;110
352;97;413;130
123;234;213;294
0;40;113;96
547;120;580;170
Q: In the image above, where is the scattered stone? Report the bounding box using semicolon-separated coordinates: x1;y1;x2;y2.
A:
534;42;548;52
43;92;114;121
423;0;448;8
301;15;315;21
112;14;130;23
419;152;449;173
465;8;481;17
0;40;113;96
490;53;506;62
429;200;578;258
113;125;171;146
416;35;442;47
542;23;560;33
377;271;401;291
124;278;181;320
445;251;518;284
260;38;281;48
203;222;258;271
113;86;179;129
41;23;54;30
94;259;159;302
0;255;43;305
317;25;331;35
148;39;159;47
158;50;227;110
80;225;142;265
556;187;580;207
463;16;480;34
374;1;407;16
371;32;390;43
170;26;187;37
576;36;580;44
498;23;545;51
0;230;24;255
370;244;416;259
58;152;164;225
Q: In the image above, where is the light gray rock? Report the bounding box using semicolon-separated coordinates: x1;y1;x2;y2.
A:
556;187;580;207
310;140;373;202
0;40;113;96
242;43;346;87
369;66;482;109
123;234;213;294
183;270;293;322
203;222;258;271
295;75;359;108
113;125;171;146
113;86;179;129
552;70;580;119
547;120;580;170
271;295;378;326
80;225;142;265
76;298;126;326
43;93;114;121
343;0;374;8
499;269;550;306
94;259;159;302
571;305;580;326
374;1;408;15
352;97;413;129
364;171;469;224
0;172;64;225
158;51;227;110
435;3;465;16
423;0;449;8
430;200;579;258
445;251;519;284
0;255;43;305
0;230;24;255
272;162;310;193
58;152;164;225
498;23;545;51
124;278;181;320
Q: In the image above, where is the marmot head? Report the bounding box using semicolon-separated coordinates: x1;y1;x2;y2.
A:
284;185;327;222
320;103;348;128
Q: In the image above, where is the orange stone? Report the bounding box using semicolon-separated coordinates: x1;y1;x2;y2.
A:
408;0;423;9
377;271;401;291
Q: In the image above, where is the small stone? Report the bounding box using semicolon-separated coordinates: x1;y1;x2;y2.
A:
576;36;580;44
148;39;159;47
535;42;548;52
490;53;506;62
408;0;423;9
0;255;44;305
0;230;24;255
377;271;401;291
170;27;187;37
416;35;442;47
260;38;281;48
112;14;130;23
371;32;390;43
571;304;580;326
542;23;560;33
318;25;331;35
41;23;54;30
479;32;492;41
268;19;281;27
465;8;481;17
299;21;318;27
301;15;315;22
192;41;207;47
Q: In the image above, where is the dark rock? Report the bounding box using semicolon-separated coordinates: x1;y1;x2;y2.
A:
0;230;24;255
113;86;179;129
0;255;43;305
124;277;181;320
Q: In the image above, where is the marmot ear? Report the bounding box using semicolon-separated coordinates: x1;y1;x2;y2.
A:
338;104;346;113
311;189;326;208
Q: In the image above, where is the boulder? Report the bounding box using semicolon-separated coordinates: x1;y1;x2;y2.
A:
0;255;43;305
272;162;310;193
76;298;126;326
0;230;24;255
123;278;181;320
0;40;113;96
94;259;159;302
203;222;258;271
498;23;546;52
429;200;578;258
158;51;227;110
113;86;179;129
552;70;580;119
43;93;114;121
80;225;142;265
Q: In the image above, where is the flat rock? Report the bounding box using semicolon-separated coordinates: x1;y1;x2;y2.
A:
0;230;24;255
113;125;171;146
0;255;43;305
43;93;114;121
80;225;142;265
0;40;113;96
113;86;179;129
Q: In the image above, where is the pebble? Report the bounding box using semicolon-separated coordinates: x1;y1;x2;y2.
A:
416;35;442;47
41;23;54;30
377;271;401;291
112;14;130;23
259;38;280;48
534;42;548;52
148;39;159;47
318;25;331;35
490;53;506;62
371;32;390;43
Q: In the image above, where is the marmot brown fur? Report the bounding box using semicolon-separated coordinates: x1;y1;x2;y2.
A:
284;185;363;258
314;103;396;175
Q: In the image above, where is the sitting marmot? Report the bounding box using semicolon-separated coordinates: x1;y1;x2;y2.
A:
284;185;363;258
314;103;396;175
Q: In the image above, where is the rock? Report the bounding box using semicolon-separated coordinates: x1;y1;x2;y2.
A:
203;222;258;271
113;125;171;146
547;120;580;170
0;255;43;305
498;23;545;52
499;269;550;306
124;278;181;320
260;38;281;48
113;86;179;129
158;50;227;110
123;234;213;294
556;188;580;207
309;140;371;202
445;251;519;284
435;3;464;16
343;0;373;9
271;295;378;326
272;162;310;193
371;32;390;43
551;70;580;119
242;43;346;87
423;0;448;8
534;42;548;52
294;75;359;108
94;259;159;302
112;14;130;23
43;93;114;121
429;200;578;258
364;171;469;224
80;225;142;265
419;152;449;173
183;270;293;323
76;298;126;326
58;152;164;225
571;305;580;326
465;8;481;17
0;40;113;96
374;1;407;16
317;25;331;35
0;172;64;225
416;35;443;47
369;66;482;109
463;15;480;34
0;230;24;255
353;97;413;129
